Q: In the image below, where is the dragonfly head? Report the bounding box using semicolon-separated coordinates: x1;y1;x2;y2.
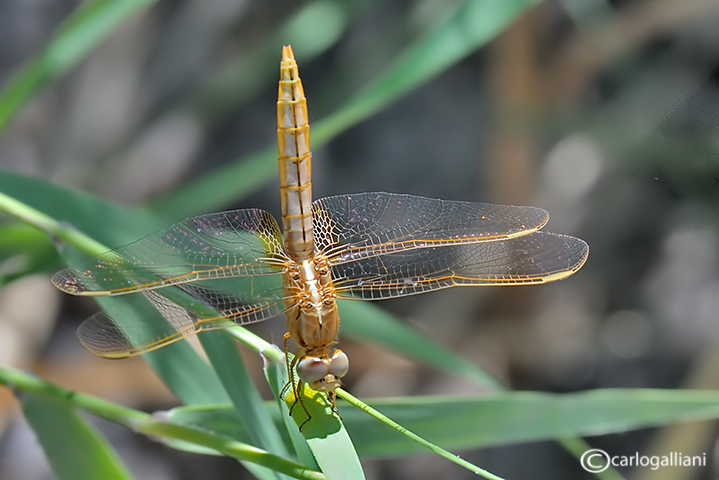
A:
297;349;349;392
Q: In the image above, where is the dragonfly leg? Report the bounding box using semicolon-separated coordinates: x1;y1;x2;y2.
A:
280;332;295;399
294;379;313;431
281;332;312;429
327;391;342;420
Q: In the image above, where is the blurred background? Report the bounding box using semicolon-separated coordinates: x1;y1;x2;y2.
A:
1;0;719;478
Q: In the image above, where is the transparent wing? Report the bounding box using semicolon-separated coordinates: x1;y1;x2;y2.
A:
52;209;288;296
312;193;586;299
52;208;290;358
313;193;550;263
77;275;289;358
331;231;589;299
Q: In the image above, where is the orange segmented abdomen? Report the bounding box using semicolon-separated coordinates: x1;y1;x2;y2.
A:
277;45;314;261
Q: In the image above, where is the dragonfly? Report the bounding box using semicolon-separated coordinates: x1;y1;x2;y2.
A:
52;45;588;412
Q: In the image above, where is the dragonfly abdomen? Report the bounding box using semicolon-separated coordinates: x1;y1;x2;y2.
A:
277;45;314;262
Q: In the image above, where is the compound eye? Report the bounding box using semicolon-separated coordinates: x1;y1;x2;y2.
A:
297;357;327;384
328;350;349;378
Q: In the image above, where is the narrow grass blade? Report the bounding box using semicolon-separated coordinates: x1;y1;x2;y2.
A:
337;389;501;480
0;0;157;131
163;388;719;459
338;300;502;389
89;293;230;406
263;347;318;470
1;368;324;480
139;420;325;480
148;1;349;217
22;392;132;480
0;169;168;246
312;0;539;143
150;0;538;218
199;331;289;479
341;390;719;457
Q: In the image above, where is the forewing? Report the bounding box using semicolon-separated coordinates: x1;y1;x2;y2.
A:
52;209;287;296
332;232;589;299
313;193;549;263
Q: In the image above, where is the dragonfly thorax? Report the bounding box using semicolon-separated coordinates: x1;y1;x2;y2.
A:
284;255;346;392
285;255;335;310
284;255;340;356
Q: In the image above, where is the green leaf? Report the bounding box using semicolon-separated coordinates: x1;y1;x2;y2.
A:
2;368;318;480
199;331;289;480
336;388;494;477
348;389;719;456
285;385;365;480
137;419;324;480
296;402;368;467
261;345;364;480
22;392;131;480
0;222;60;286
0;0;157;131
0;169;167;245
0;222;54;254
90;295;230;406
166;389;719;458
263;348;318;470
338;300;502;389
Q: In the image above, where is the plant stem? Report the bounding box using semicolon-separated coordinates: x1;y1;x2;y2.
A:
0;191;109;256
0;366;146;427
